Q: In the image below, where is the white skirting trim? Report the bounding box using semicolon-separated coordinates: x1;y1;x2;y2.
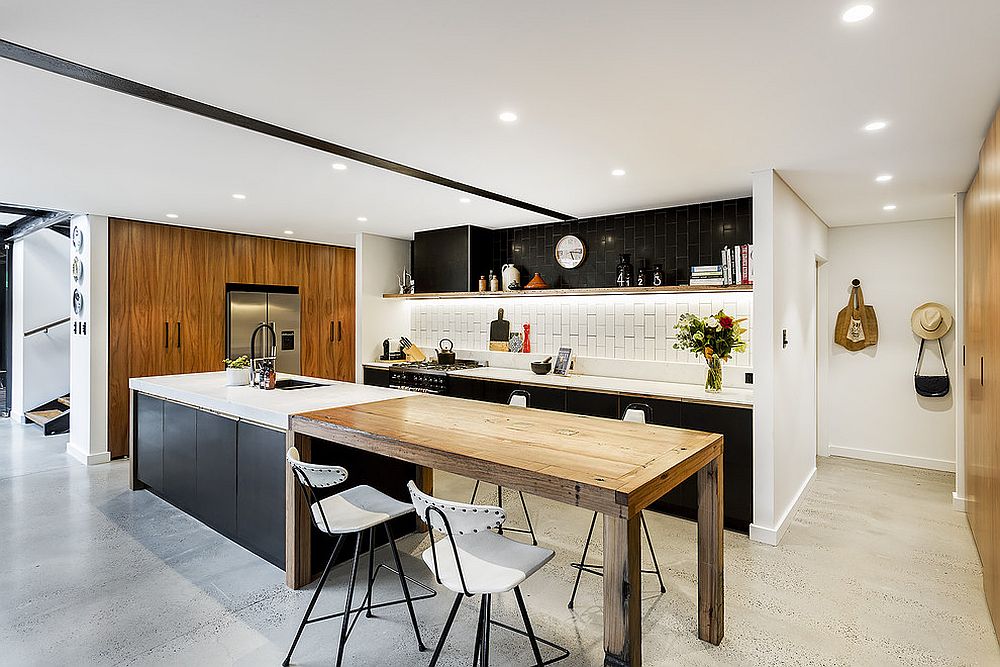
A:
750;466;817;546
66;441;111;466
952;492;968;513
828;445;955;472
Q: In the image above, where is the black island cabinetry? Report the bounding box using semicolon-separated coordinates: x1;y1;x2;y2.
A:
362;367;753;532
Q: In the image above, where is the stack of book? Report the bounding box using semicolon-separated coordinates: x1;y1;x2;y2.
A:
689;264;725;286
721;244;754;286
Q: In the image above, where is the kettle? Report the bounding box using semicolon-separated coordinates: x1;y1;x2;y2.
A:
501;263;521;291
436;338;456;365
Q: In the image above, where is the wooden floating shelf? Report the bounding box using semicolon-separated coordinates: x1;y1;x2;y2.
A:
383;285;753;300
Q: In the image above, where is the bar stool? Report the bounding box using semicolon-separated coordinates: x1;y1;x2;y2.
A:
407;481;569;666
283;448;436;667
470;389;538;546
566;403;667;609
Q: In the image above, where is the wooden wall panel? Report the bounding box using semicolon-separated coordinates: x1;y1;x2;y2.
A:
965;105;1000;640
107;220;355;457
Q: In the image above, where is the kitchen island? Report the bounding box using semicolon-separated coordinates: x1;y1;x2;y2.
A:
127;372;412;567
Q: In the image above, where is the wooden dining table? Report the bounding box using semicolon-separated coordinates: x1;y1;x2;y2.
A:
285;393;724;667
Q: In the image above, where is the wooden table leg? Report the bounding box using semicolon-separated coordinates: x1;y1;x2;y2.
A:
603;512;641;667
285;431;312;589
697;453;724;645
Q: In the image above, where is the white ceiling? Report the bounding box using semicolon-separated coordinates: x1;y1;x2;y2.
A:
1;0;998;245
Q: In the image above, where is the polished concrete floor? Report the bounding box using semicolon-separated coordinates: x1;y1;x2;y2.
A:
1;419;996;666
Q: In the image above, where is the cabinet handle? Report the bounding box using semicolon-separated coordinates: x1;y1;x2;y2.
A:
164;322;169;348
982;356;985;387
330;321;335;343
176;321;181;348
338;320;342;342
963;345;966;366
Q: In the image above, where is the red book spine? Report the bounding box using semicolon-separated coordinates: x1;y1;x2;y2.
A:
741;245;749;284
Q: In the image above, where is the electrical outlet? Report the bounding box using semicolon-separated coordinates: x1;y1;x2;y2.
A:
744;372;753;385
782;329;789;348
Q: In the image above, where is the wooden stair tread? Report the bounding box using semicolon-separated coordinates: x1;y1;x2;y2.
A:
26;409;64;425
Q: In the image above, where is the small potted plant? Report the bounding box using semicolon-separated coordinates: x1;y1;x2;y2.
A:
223;356;251;386
673;310;747;392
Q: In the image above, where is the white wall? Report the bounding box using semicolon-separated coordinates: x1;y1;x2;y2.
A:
823;218;957;472
751;170;829;545
10;229;70;419
68;215;111;465
355;233;411;380
953;194;966;510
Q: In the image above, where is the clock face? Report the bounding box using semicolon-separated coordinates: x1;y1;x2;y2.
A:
72;256;84;284
555;234;586;269
72;289;84;316
72;226;84;252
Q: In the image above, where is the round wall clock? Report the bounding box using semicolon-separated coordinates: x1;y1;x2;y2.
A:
555;234;586;269
72;256;84;284
72;289;84;316
72;226;84;252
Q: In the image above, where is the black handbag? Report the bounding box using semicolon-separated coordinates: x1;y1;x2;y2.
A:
914;339;950;397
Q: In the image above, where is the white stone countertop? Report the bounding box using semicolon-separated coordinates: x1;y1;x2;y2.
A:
362;363;753;408
129;372;410;430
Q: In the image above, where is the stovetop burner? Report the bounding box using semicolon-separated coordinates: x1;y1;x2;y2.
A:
394;359;483;373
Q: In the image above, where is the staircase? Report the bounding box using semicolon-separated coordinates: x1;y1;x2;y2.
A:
25;395;70;436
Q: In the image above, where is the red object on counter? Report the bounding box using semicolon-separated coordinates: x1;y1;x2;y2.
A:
523;323;531;353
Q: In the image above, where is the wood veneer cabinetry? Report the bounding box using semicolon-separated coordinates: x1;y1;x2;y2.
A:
108;219;355;458
964;105;1000;639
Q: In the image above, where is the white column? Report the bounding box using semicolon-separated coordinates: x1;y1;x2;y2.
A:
953;193;967;511
67;215;111;465
355;232;412;381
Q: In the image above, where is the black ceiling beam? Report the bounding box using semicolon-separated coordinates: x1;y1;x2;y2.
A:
0;38;575;222
0;204;49;217
3;211;72;243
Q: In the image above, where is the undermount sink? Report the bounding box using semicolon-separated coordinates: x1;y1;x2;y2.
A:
274;379;329;390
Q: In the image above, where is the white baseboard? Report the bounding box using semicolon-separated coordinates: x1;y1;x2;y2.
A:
750;466;817;546
953;492;968;512
828;445;955;472
66;441;111;466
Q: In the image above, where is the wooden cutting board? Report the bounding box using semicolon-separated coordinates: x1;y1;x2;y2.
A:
489;308;510;351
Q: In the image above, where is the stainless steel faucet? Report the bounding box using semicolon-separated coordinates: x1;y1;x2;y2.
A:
249;322;277;386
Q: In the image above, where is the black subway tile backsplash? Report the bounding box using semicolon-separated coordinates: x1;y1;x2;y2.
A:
490;197;751;288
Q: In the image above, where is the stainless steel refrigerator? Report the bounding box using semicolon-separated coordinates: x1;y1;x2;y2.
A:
226;288;301;374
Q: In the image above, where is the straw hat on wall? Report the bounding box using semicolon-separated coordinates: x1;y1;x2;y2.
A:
911;302;953;340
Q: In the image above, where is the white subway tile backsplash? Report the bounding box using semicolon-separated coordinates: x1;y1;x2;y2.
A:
407;292;753;365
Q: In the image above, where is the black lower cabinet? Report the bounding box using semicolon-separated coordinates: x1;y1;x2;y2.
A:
523;385;566;412
237;422;287;568
566;389;619;419
363;367;391;388
161;401;197;513
449;376;484;401
481;379;517;404
196;411;238;539
136;395;164;490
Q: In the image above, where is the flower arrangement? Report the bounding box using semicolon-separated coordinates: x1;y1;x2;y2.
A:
223;356;251;369
673;310;747;392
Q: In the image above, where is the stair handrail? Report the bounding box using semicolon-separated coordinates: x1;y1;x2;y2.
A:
24;317;70;338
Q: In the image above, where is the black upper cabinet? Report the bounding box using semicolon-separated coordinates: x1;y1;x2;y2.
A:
413;225;493;293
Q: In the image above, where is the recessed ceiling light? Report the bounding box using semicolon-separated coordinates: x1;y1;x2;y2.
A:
283;230;294;235
165;213;179;219
883;204;897;211
331;163;347;171
357;216;368;222
611;168;627;177
498;111;518;123
863;120;888;132
459;197;471;204
842;5;874;23
232;193;247;200
875;174;893;183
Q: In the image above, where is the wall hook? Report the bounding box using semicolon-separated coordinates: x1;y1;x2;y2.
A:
851;278;861;287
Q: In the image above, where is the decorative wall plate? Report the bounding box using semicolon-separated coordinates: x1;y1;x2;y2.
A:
72;256;84;284
72;226;84;252
72;289;84;316
555;234;586;269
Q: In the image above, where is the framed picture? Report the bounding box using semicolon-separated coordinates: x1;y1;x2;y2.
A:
554;346;573;375
554;234;586;269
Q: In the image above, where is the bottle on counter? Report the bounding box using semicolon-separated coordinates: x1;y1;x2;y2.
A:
636;259;649;287
616;254;634;287
489;270;499;292
522;323;531;353
478;275;487;292
651;264;665;287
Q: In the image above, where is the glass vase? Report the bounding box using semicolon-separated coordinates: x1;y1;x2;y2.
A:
705;357;723;393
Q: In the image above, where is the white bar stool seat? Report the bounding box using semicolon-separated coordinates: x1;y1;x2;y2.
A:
422;527;554;595
311;485;415;534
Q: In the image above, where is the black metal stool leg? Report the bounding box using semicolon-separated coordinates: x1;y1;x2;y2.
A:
518;491;538;546
335;532;364;667
429;593;464;667
470;480;481;503
283;534;345;667
365;528;376;617
514;587;544;667
472;594;486;666
481;594;492;667
383;523;427;651
496;487;504;535
640;512;667;593
567;512;598;609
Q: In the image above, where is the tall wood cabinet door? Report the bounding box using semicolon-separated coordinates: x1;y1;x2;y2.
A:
333;247;356;382
179;228;226;373
300;244;336;379
264;238;304;287
108;219;134;457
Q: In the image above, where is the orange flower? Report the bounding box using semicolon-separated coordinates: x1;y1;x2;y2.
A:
704;346;714;360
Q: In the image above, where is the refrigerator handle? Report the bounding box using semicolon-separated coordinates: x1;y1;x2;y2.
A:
164;322;169;349
176;321;181;349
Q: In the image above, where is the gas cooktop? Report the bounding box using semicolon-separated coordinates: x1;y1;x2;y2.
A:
393;360;483;374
